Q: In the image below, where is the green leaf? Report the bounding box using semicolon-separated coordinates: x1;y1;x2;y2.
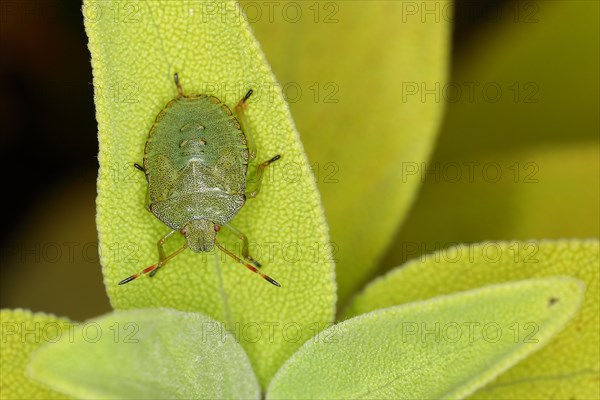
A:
267;277;584;399
84;0;335;387
383;1;599;269
0;309;72;399
244;0;451;302
346;240;600;399
28;309;260;399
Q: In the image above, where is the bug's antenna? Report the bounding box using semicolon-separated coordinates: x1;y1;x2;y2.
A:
215;240;280;287
118;243;188;285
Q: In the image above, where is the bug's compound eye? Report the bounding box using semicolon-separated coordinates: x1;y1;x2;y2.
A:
214;225;221;232
180;227;188;236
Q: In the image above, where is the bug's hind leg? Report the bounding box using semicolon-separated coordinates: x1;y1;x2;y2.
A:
245;155;281;198
173;73;184;97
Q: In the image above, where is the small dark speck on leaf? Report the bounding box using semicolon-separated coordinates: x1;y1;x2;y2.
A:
548;297;559;307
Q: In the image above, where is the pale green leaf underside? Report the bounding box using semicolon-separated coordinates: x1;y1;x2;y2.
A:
346;240;600;399
28;309;260;399
267;277;584;399
245;0;451;302
84;0;335;387
0;309;72;399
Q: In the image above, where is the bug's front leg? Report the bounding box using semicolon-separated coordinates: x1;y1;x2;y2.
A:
118;229;187;285
149;229;178;277
221;223;261;268
214;234;280;287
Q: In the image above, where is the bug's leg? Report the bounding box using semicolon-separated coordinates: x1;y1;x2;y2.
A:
144;192;152;211
221;223;261;268
133;163;145;173
245;155;281;198
235;89;257;160
174;72;184;97
118;230;187;285
234;88;281;197
132;162;152;210
215;239;280;287
149;229;178;277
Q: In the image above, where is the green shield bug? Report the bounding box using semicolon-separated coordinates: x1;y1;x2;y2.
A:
119;73;281;287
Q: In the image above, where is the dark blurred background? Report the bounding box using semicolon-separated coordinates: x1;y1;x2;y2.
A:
1;0;106;319
1;0;597;320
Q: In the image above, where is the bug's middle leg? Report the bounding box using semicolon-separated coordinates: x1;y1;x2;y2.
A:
235;89;257;160
133;163;153;211
245;155;281;198
234;89;281;197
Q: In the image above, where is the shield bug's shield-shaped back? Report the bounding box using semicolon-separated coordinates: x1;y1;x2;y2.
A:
119;73;281;287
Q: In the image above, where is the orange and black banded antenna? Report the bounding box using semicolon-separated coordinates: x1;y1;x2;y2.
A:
215;240;281;287
118;243;188;285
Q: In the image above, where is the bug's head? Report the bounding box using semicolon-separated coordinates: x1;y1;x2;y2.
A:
181;220;216;252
